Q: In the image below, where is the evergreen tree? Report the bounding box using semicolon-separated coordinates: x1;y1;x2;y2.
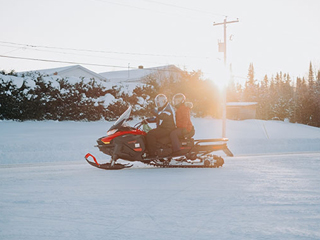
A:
315;71;320;126
295;77;310;124
0;78;20;120
226;78;240;102
2;63;320;126
306;62;318;125
243;63;258;102
256;75;270;119
308;62;315;88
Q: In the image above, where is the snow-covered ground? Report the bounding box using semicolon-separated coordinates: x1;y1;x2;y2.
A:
1;118;319;164
1;119;320;240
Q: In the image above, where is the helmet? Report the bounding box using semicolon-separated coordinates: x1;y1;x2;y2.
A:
155;94;168;108
172;93;186;107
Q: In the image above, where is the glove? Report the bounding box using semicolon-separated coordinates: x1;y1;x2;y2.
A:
146;117;156;123
142;118;148;124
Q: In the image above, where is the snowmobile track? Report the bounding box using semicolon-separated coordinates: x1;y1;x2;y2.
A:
151;164;221;168
149;159;224;168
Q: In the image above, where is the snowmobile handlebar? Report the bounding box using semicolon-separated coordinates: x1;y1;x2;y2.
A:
134;118;148;129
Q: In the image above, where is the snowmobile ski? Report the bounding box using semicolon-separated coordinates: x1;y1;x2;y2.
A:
85;153;133;170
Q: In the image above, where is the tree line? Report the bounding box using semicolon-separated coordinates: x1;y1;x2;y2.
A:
0;63;319;127
0;69;220;121
227;62;320;127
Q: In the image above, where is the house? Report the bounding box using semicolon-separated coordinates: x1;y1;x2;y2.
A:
227;102;258;120
99;65;182;84
24;65;107;82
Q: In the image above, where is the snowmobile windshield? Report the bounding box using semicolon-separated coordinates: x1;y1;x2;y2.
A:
107;106;132;134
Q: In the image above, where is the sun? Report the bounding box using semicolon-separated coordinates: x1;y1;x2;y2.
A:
211;63;231;92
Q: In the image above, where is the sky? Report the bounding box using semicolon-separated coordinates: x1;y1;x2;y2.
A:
1;0;320;85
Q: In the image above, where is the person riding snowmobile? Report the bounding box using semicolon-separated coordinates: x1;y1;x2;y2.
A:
170;93;194;154
145;94;176;158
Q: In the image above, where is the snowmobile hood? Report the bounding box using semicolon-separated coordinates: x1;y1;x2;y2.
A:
107;106;132;135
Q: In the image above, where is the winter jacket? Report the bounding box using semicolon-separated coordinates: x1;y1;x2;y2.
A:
175;103;193;132
147;103;176;131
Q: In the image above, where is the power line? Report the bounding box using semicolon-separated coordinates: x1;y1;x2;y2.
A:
0;40;209;59
142;0;227;17
92;0;227;20
0;43;161;64
0;54;186;74
0;54;130;69
92;0;155;12
0;43;188;68
0;41;214;70
0;53;249;78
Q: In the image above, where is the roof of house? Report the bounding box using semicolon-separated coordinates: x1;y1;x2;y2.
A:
227;102;258;107
99;65;181;83
22;65;107;81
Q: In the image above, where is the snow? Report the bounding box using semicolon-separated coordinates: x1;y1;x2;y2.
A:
100;68;153;82
20;65;75;76
100;65;177;83
94;93;115;107
227;102;258;107
1;119;320;240
0;74;25;88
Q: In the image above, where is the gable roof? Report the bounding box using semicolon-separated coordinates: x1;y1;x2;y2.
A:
99;65;182;83
22;65;107;81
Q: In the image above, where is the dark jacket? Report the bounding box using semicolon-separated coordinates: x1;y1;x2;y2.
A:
147;103;176;131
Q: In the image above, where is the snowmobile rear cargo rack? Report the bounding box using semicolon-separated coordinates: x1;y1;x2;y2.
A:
194;138;234;157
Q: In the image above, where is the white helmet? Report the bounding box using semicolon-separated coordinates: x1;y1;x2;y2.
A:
155;94;168;108
172;93;186;107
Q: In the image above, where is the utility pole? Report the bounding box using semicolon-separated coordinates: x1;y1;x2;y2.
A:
213;17;239;138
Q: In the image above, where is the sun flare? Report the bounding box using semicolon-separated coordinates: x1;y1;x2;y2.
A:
212;64;231;91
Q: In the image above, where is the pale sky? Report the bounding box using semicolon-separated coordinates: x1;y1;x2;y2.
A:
1;0;320;85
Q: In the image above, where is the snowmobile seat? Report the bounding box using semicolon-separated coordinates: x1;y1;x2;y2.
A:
157;126;195;146
157;136;172;145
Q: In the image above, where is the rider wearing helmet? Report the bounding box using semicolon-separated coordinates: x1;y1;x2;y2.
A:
170;93;194;154
146;93;176;157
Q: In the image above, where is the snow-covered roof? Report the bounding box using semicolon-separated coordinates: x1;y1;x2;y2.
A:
20;65;107;81
227;102;258;107
100;65;181;83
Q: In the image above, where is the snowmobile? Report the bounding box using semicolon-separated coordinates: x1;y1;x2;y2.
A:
85;106;233;170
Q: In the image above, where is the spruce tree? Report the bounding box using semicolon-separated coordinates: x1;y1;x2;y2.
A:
243;63;258;102
315;71;320;126
307;62;318;126
256;74;270;119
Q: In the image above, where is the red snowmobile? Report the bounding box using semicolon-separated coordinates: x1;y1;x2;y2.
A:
85;106;233;170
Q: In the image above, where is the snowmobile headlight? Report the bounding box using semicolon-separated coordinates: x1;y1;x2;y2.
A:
107;129;117;136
